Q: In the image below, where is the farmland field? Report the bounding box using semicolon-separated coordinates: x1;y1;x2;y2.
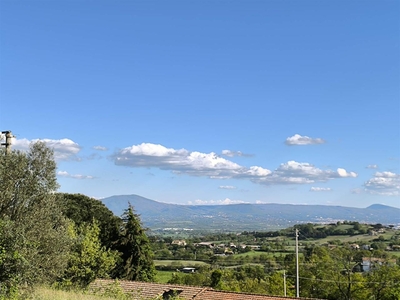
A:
156;270;175;283
154;259;209;267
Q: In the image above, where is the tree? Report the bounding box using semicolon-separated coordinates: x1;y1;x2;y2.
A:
210;269;223;288
56;193;122;248
114;205;156;281
0;142;71;295
0;220;24;298
366;265;400;300
0;141;58;221
60;221;118;288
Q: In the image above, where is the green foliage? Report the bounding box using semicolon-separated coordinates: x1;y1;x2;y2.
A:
296;245;400;300
59;221;118;288
0;142;72;297
114;205;156;281
0;142;58;221
56;193;122;249
0;220;24;299
165;241;400;299
366;265;400;300
210;269;222;288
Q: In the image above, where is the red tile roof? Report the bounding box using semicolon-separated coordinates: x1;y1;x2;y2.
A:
91;279;325;300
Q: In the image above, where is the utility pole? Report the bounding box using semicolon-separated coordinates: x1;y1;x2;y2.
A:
1;130;13;155
295;228;299;298
283;270;287;297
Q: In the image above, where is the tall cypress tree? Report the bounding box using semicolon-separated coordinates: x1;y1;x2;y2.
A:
115;204;155;281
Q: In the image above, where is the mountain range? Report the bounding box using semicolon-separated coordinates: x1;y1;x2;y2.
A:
101;194;400;232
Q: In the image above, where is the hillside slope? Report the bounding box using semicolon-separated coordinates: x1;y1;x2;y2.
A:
102;195;400;231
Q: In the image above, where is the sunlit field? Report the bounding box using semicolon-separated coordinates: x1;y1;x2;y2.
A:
29;287;116;300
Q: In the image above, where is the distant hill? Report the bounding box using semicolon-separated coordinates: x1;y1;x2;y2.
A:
101;194;400;231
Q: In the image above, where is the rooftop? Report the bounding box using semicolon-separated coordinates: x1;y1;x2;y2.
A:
90;279;325;300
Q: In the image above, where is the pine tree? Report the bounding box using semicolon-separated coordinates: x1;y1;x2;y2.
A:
114;205;156;281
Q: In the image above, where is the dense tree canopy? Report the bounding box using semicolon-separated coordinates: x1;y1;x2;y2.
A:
60;221;118;288
0;143;72;297
56;193;121;248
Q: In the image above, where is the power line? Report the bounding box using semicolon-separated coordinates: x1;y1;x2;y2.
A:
285;274;400;286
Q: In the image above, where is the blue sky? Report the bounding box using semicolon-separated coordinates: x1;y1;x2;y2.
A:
1;1;399;208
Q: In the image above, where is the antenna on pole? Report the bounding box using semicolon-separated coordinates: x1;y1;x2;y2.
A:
1;131;13;155
295;228;299;298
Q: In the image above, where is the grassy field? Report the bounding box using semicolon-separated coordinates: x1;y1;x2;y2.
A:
235;251;290;258
154;259;209;267
309;234;377;245
29;287;121;300
156;270;176;283
389;251;400;258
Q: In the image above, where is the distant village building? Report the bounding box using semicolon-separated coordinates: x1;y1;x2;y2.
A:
181;267;196;273
349;244;360;250
361;244;371;250
392;245;400;251
361;257;397;272
171;240;187;246
195;242;214;248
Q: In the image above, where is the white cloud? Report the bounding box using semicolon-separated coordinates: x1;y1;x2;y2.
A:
337;168;357;178
310;187;332;192
255;200;268;204
12;138;81;161
188;198;248;205
245;166;272;177
285;134;326;146
366;164;379;169
252;161;357;185
364;172;400;196
114;143;244;178
219;185;236;189
93;145;108;151
114;143;357;186
221;150;253;157
57;170;95;180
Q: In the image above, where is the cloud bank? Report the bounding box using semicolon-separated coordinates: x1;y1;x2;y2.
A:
12;138;81;161
364;172;400;196
221;150;253;157
310;187;332;192
219;185;236;189
366;164;379;169
113;143;357;186
188;198;248;205
285;134;326;146
57;170;95;179
93;145;108;151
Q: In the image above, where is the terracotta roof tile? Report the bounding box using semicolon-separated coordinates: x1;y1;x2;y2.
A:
195;289;324;300
91;279;206;299
90;279;325;300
